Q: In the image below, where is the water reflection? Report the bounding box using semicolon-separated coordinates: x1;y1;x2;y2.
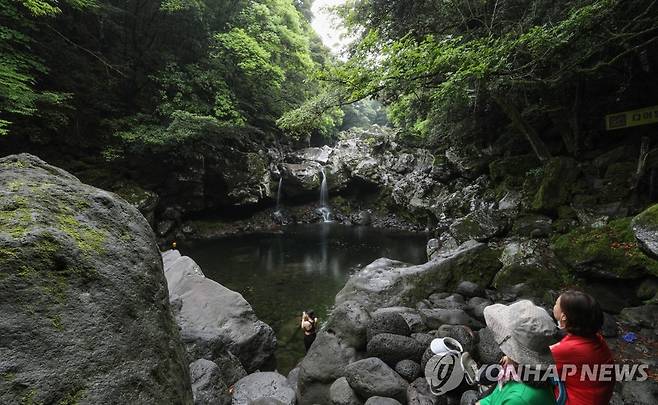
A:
179;223;428;373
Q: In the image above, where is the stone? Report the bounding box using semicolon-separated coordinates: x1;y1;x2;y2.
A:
455;281;485;298
232;372;296;405
459;390;479;405
620;380;658;404
532;156;579;212
436;325;477;354
637;278;658;301
164;252;276;372
476;328;504;365
287;367;300;392
279;162;323;197
395;360;422;382
466;297;492;321
619;305;658;328
511;215;553;238
495;239;571;292
426;297;467;311
189;359;230;405
419;309;484;330
365;397;403;405
330;377;363;405
601;313;618;337
326;300;372;351
407;377;443;405
344;358;409;404
633;204;658;257
449;209;508;244
0;154;192;404
411;333;435;348
367;333;426;365
336;242;502;313
367;312;412;341
297;331;358;405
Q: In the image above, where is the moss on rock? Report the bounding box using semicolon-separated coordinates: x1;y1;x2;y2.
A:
532;157;579;213
553;218;658;278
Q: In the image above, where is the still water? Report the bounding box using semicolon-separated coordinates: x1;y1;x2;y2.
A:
179;223;428;373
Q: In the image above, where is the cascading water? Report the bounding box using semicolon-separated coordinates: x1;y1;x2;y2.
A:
318;168;331;222
275;177;283;214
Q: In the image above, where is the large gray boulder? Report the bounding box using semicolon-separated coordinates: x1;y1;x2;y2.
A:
449;209;508;244
190;359;231;405
325;300;372;351
345;357;409;404
336;242;502;312
330;377;363;405
232;372;296;405
163;250;276;372
366;333;425;365
297;331;358;405
0;154;192;404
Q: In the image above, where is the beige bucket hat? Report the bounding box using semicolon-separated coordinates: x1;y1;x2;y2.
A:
483;300;557;368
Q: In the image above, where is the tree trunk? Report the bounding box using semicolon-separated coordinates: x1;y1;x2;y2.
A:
493;94;552;162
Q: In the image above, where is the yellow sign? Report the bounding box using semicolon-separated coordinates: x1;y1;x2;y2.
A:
606;105;658;130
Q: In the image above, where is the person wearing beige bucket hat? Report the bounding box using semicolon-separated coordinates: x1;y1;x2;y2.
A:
476;300;559;405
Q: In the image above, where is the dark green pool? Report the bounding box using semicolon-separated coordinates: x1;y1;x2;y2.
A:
179;223;428;373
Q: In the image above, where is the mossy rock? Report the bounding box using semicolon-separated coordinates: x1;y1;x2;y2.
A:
552;218;658;279
532;157;580;213
631;203;658;257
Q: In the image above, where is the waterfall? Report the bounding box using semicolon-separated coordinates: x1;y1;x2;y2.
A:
275;177;283;213
318;168;331;222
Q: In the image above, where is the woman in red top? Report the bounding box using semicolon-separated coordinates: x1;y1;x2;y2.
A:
551;290;615;405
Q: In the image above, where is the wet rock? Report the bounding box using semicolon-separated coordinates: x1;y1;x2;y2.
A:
365;397;403;405
330;377;363;405
297;331;358;405
232;372;296;405
367;333;426;365
367;312;412;341
455;281;485;298
632;204;658;257
344;358;409;404
476;328;504;365
164;252;276;372
336;242;502;313
395;360;422;382
419;309;484;330
0;154;192;404
189;359;230;405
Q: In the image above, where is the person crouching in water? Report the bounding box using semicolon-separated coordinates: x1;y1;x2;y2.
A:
301;310;318;352
477;300;558;405
551;290;614;405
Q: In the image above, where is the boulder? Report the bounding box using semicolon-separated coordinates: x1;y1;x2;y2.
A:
325;300;372;350
164;252;276;372
297;331;358;405
367;333;426;365
466;297;492;321
0;154;192;404
365;397;403;405
232;372;296;405
287;367;300;392
495;239;571;293
330;377;363;405
344;358;409;404
619;304;658;329
632;204;658;257
436;325;477;354
449;210;508;244
419;309;484;330
455;281;485;298
395;360;422;382
336;242;502;313
189;359;230;405
511;215;553;238
407;377;443;405
367;312;412;341
531;156;579;212
279;162;322;197
475;328;504;365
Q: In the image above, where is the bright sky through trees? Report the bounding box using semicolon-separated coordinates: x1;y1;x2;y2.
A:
311;0;349;55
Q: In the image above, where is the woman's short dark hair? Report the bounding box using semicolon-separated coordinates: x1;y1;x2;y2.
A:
307;310;315;319
560;290;603;337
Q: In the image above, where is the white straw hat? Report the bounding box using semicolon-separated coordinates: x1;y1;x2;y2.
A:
483;300;557;368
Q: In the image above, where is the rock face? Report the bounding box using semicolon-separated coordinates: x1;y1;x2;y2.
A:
190;359;231;405
163;250;276;372
336;241;501;312
0;154;192;404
